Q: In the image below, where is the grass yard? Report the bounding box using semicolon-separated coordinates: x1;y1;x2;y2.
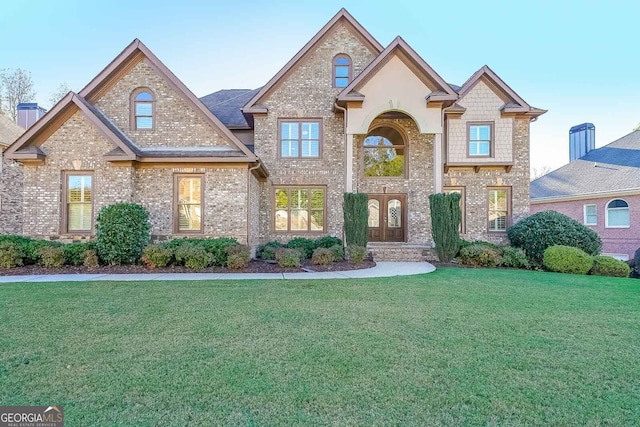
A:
1;268;639;426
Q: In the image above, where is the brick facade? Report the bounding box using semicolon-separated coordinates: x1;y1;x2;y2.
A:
531;195;640;259
0;156;23;234
444;119;530;243
253;22;378;243
4;10;541;256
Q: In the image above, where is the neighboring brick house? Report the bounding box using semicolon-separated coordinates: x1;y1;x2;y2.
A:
4;9;545;260
0;113;24;234
531;130;640;260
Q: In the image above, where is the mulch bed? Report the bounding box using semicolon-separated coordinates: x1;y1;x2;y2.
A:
0;259;376;276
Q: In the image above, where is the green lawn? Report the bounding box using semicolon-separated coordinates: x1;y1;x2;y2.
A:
1;268;639;426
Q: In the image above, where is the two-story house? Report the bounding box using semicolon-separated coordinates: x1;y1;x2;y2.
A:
3;9;544;260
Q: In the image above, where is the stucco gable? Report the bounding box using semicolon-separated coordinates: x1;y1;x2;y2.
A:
337;36;457;104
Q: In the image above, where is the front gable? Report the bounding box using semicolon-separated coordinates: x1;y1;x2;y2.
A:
243;8;383;114
93;58;237;150
337;37;457;134
80;39;255;160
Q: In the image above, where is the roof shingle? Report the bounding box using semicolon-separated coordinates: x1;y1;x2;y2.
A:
531;130;640;199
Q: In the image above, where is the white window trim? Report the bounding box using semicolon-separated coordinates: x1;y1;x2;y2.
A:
605;198;630;228
583;204;597;226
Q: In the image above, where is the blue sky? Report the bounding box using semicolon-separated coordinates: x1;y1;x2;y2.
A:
1;0;638;172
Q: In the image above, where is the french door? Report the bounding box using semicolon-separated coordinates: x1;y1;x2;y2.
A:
367;194;406;242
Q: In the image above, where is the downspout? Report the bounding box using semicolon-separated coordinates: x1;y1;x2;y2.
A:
334;102;349;190
247;159;262;252
334;102;349;249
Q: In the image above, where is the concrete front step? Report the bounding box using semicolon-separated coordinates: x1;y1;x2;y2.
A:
367;243;436;262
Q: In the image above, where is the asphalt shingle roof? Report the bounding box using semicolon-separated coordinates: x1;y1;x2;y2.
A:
200;88;261;128
0;113;24;148
530;130;640;199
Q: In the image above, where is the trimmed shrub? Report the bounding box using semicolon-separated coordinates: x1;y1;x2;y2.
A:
275;248;302;268
38;246;65;268
96;203;150;265
501;246;530;269
329;244;344;261
543;245;593;275
63;242;97;266
343;192;368;246
346;244;367;264
257;241;283;260
0;242;24;268
629;248;640;278
429;192;462;262
508;210;601;266
590;256;631;278
166;237;238;266
458;244;502;268
141;244;173;269
314;236;342;249
0;236;59;265
226;245;251;269
174;243;213;269
83;250;100;268
286;237;315;259
311;247;334;265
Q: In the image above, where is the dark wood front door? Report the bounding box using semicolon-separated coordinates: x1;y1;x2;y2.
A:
367;194;406;242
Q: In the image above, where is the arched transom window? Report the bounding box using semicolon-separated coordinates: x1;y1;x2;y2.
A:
606;199;629;228
131;88;155;130
333;54;352;88
363;126;406;177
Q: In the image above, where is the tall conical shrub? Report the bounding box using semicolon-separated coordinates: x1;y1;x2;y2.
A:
429;192;461;262
343;193;368;246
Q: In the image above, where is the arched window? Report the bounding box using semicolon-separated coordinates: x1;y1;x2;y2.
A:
333;54;352;88
606;199;630;228
131;88;155;130
363;126;406;177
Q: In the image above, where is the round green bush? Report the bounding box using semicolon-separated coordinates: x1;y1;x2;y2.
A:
508;210;601;266
501;246;530;269
174;243;213;269
0;242;24;268
311;247;334;265
141;244;173;269
314;236;342;249
346;245;367;264
225;245;251;269
328;244;344;261
590;255;631;278
96;203;150;265
275;248;302;268
257;241;283;260
458;244;502;267
63;242;97;266
543;245;594;275
38;246;65;268
285;237;315;259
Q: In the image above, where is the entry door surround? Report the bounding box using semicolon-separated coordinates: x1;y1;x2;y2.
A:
367;194;407;242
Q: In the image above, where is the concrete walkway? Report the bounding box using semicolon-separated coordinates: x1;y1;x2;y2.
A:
0;261;435;283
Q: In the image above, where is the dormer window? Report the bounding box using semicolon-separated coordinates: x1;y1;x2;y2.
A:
333;54;352;88
131;88;155;130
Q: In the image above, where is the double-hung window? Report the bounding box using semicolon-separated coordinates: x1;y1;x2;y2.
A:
488;187;510;232
174;174;203;233
584;204;597;225
63;172;93;233
468;123;492;157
